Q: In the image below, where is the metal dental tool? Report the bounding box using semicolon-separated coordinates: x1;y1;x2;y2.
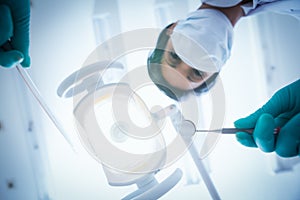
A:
1;40;76;152
182;119;280;135
16;66;76;152
196;128;255;134
195;126;280;135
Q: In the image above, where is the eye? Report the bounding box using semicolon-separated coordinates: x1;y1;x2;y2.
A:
192;69;204;77
169;51;181;61
165;51;181;68
189;69;207;82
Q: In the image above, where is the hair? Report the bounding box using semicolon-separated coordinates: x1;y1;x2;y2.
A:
147;23;219;101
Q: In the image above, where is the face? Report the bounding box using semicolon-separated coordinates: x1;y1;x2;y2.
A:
160;39;214;91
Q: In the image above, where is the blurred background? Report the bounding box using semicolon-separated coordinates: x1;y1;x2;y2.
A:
0;0;300;199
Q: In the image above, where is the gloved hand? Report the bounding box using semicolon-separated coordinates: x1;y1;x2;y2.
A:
0;0;30;68
234;79;300;157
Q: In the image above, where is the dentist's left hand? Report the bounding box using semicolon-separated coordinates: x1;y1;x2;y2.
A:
0;0;30;68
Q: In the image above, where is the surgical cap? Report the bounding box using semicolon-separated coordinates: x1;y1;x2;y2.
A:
170;9;233;73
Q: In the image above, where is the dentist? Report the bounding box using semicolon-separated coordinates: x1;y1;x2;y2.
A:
147;0;300;157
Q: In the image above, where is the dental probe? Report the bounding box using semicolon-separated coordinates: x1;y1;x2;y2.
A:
16;66;76;152
1;41;76;152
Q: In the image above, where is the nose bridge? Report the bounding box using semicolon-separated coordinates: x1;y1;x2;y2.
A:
176;62;190;77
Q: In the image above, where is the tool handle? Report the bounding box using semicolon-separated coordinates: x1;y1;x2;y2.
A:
221;128;254;134
196;127;280;135
223;127;280;135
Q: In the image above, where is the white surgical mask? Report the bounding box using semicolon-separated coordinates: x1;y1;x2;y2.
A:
202;0;242;8
170;9;233;73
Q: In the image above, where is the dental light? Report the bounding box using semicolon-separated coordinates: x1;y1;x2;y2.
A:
57;61;184;199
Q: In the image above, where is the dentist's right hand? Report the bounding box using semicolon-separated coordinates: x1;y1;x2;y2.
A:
234;79;300;157
0;0;30;68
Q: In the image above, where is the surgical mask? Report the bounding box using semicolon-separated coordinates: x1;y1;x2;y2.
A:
202;0;242;8
170;9;233;73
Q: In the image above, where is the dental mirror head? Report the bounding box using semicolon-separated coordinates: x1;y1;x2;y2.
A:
179;120;197;137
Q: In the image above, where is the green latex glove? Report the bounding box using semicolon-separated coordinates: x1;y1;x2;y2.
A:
234;79;300;157
0;0;30;68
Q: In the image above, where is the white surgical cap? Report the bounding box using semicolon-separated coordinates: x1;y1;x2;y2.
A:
170;9;233;73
